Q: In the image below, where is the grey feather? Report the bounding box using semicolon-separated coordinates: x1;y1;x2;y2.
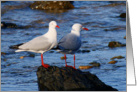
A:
58;33;81;54
18;36;52;51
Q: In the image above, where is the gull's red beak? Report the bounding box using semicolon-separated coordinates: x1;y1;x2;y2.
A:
82;27;89;31
56;25;60;28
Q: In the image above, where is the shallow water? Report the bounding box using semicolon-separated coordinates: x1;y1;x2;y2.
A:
1;1;126;91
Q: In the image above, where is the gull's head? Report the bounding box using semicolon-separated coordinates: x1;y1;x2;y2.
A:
49;21;60;28
72;23;88;32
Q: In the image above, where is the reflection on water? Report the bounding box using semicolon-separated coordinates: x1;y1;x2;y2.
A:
1;1;126;91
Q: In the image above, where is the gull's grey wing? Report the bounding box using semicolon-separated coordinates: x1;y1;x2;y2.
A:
58;33;81;51
19;36;52;51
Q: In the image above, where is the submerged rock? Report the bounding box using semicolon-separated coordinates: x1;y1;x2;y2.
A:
124;36;126;39
89;62;101;67
77;50;90;53
108;41;126;48
120;13;126;18
1;22;32;29
111;56;125;60
30;1;74;11
1;22;17;28
20;56;25;59
79;65;93;69
37;66;118;91
108;61;117;64
60;56;67;60
1;52;6;55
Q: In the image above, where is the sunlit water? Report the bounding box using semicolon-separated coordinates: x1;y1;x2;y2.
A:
1;1;126;91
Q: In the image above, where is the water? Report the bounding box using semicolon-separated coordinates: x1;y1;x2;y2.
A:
1;1;126;91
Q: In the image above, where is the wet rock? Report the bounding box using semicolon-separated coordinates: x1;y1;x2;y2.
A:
30;1;74;11
79;65;93;69
9;43;24;49
1;22;17;28
77;50;90;53
37;66;118;91
108;61;117;64
111;56;125;60
89;62;101;67
124;36;126;39
20;56;25;59
120;13;126;18
60;56;67;60
104;27;126;31
4;59;7;61
108;41;126;48
28;54;35;57
1;1;7;3
1;22;33;29
1;52;6;55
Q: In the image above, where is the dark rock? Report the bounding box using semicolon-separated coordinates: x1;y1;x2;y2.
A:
104;27;126;31
60;56;67;60
30;1;74;11
108;61;118;64
1;1;7;3
124;36;126;39
79;65;93;70
89;62;101;67
1;52;6;55
108;41;126;48
111;56;125;60
1;22;32;29
37;66;118;91
1;22;17;28
9;43;24;49
77;50;90;53
28;54;35;57
120;13;126;18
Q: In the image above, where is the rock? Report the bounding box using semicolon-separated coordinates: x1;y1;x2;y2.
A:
89;62;101;67
37;66;118;91
20;56;25;59
1;22;17;28
28;54;35;57
120;13;126;18
60;56;67;60
124;36;126;39
108;41;126;48
1;52;6;55
111;56;125;60
108;61;117;64
104;27;126;31
79;65;93;69
9;43;24;49
30;1;74;11
1;22;32;29
77;50;90;53
1;1;6;3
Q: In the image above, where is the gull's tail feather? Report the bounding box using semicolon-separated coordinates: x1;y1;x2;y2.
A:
15;49;26;52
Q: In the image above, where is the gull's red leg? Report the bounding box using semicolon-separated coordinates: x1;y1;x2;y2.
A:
64;54;67;67
74;54;75;68
41;54;50;68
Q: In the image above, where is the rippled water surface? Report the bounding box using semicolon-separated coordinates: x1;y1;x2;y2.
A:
1;1;126;91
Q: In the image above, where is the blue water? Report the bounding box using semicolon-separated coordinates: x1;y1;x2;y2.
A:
1;1;126;91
